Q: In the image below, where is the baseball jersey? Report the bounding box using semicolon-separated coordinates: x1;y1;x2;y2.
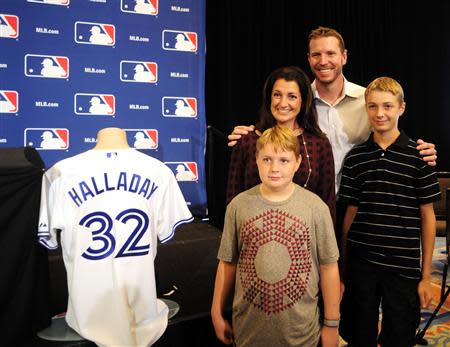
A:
38;149;193;347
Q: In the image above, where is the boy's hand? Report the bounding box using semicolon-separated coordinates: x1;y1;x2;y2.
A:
418;278;433;308
228;125;255;147
212;315;234;345
416;139;437;166
321;325;339;347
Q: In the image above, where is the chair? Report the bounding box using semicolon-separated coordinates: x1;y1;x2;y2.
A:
416;186;450;344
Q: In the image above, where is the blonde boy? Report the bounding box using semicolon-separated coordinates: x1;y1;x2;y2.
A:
339;77;441;347
212;125;340;347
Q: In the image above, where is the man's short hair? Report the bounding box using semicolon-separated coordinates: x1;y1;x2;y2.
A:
308;26;346;53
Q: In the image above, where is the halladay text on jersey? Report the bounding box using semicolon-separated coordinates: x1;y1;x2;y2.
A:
67;172;159;207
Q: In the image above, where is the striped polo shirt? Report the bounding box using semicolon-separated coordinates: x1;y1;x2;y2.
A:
339;131;441;279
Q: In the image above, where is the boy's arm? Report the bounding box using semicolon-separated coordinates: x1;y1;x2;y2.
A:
211;260;237;345
416;139;437;166
320;262;341;347
418;203;436;308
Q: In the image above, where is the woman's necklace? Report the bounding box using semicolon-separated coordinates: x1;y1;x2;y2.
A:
300;133;312;188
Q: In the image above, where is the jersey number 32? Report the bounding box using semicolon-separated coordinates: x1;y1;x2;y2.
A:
79;208;150;260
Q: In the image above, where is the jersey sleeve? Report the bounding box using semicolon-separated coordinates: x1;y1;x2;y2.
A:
157;170;193;243
38;168;63;249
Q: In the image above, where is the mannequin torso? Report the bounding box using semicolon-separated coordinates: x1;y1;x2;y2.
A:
94;127;130;149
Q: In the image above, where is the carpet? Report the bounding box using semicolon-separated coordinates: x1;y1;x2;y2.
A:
339;237;450;347
415;238;450;347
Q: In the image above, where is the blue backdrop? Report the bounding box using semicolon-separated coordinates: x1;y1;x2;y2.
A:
0;0;207;214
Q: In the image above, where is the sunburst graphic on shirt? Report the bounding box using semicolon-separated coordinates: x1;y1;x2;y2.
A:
238;208;311;314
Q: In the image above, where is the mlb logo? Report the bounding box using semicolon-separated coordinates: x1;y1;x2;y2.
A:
24;128;69;150
162;30;197;52
125;129;158;149
0;14;19;39
0;90;19;113
26;0;70;5
121;0;158;15
162;97;197;118
120;61;158;83
25;54;69;79
74;93;115;116
74;21;115;46
165;162;198;181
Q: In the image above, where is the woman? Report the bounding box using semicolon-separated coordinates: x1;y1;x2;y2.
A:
226;66;336;223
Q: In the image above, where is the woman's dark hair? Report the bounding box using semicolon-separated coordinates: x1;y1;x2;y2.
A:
256;66;324;137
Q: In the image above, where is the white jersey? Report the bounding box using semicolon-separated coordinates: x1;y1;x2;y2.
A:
38;149;193;347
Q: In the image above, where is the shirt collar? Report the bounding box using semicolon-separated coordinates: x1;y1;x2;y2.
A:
366;130;410;149
312;76;361;102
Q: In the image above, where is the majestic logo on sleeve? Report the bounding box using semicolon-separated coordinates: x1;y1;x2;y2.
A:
121;0;158;15
120;61;157;83
162;97;197;117
74;21;115;46
125;129;158;149
0;90;18;113
165;162;198;181
0;14;19;39
26;0;70;5
74;93;115;116
239;209;312;314
25;54;69;78
24;128;69;150
162;30;197;52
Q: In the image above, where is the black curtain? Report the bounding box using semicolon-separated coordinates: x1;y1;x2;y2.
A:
0;148;51;346
205;0;450;226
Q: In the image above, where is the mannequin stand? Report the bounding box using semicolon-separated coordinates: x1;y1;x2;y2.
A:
37;314;85;342
37;301;180;342
161;298;180;320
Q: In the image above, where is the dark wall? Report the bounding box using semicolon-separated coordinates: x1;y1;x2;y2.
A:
205;0;450;225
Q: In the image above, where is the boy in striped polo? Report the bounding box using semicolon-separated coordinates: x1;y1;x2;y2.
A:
338;77;441;347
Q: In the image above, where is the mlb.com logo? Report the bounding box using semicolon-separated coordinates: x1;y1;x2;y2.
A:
0;14;19;39
125;129;158;150
24;128;69;150
26;0;69;5
25;54;69;79
120;61;157;83
121;0;158;16
165;162;198;182
162;97;196;118
74;21;115;46
0;90;18;113
74;93;115;116
162;30;197;52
